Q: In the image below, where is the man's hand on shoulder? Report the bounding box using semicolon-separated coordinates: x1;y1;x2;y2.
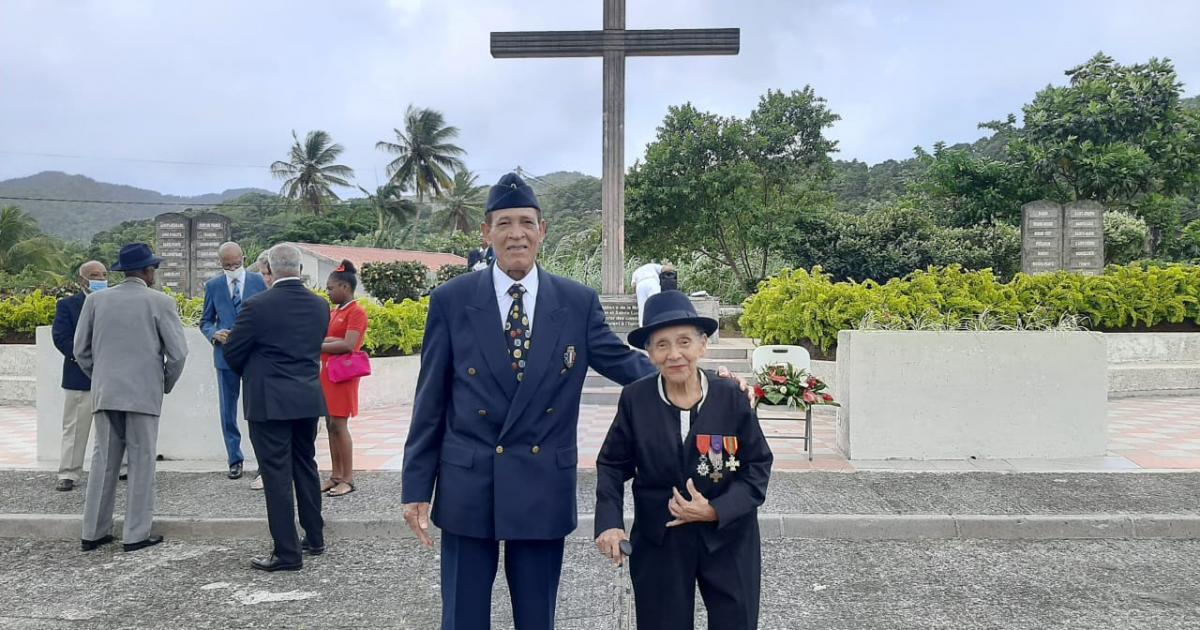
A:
716;365;755;406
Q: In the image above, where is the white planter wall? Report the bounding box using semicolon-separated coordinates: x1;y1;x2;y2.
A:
834;330;1108;460
36;326;419;463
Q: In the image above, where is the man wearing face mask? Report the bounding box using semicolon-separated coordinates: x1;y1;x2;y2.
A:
51;261;111;491
200;242;268;480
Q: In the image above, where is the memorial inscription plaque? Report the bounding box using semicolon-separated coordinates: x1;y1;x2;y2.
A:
153;212;233;297
1019;200;1105;275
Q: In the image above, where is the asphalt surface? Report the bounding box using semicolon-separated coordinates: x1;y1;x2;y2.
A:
2;537;1198;629
6;470;1200;518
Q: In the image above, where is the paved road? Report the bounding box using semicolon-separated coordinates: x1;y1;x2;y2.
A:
8;470;1200;519
3;537;1199;629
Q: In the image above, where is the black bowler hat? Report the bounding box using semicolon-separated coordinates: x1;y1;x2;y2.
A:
486;172;540;213
628;290;718;349
110;243;163;272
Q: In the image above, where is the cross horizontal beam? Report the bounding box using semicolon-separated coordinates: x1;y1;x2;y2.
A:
491;28;739;58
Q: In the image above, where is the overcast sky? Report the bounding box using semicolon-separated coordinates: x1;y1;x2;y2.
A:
2;0;1198;197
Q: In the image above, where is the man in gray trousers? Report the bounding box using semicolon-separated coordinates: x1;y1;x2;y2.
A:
75;243;189;552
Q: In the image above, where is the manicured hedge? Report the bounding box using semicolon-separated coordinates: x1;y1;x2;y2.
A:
0;290;431;357
740;263;1200;355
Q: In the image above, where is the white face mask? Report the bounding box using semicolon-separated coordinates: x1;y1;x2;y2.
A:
224;266;245;282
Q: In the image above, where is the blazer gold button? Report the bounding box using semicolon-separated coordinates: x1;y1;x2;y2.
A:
468;367;477;376
545;408;554;414
531;445;541;454
496;445;504;455
478;409;487;416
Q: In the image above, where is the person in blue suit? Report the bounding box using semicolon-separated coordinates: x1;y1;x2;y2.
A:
402;173;657;630
200;241;267;480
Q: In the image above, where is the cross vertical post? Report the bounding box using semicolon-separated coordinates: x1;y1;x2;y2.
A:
491;1;739;295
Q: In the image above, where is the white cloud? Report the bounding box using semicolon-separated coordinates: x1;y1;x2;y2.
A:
1;0;1198;196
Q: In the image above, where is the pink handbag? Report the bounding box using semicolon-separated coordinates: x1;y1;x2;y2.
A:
327;350;371;383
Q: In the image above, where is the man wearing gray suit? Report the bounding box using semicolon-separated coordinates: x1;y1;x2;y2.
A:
75;243;189;553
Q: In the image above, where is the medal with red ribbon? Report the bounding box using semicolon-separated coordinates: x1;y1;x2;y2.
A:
723;436;740;471
695;434;712;476
695;434;738;482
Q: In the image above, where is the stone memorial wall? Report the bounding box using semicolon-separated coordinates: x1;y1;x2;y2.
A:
1020;200;1105;275
153;212;232;297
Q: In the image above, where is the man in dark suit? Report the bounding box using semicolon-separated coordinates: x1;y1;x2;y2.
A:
223;243;329;572
401;173;657;629
52;261;108;491
200;241;268;480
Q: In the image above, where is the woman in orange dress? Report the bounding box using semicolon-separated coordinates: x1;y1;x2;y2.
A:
320;260;369;497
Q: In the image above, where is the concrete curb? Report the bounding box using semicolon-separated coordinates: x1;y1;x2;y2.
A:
6;513;1200;542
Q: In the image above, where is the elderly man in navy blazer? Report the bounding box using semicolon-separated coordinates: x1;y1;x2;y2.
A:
51;260;109;492
200;241;267;480
403;173;658;629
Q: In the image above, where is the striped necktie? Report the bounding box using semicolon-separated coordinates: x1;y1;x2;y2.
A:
231;278;241;310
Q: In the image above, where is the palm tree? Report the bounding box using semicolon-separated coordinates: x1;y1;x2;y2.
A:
270;130;355;215
357;183;418;247
376;105;467;201
0;206;68;274
436;170;486;233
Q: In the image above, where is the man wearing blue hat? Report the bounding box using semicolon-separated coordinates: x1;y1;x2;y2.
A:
75;243;189;553
402;172;659;629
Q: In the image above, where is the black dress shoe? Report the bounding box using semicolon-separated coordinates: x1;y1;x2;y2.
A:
301;537;325;556
119;473;128;481
251;555;302;572
81;535;115;551
55;479;75;491
228;462;243;480
123;535;164;552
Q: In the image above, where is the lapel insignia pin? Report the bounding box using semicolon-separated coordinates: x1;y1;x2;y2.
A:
563;345;577;369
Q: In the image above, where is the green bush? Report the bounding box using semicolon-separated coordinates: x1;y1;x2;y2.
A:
0;291;58;338
167;290;205;328
741;263;1200;354
362;296;429;356
361;261;428;302
436;264;468;286
0;270;76;299
1104;210;1149;264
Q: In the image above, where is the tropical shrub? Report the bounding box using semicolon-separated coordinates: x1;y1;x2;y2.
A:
741;263;1200;355
361;297;429;356
361;261;428;302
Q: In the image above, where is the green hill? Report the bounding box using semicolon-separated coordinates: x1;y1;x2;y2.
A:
0;171;271;242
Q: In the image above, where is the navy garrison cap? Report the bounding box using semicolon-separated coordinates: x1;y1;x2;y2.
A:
485;173;540;213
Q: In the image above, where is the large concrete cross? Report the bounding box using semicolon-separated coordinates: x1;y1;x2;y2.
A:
491;0;739;294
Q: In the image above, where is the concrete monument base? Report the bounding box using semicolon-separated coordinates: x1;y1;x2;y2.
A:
834;330;1108;460
36;326;419;463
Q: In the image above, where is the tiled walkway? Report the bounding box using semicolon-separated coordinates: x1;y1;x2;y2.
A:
6;397;1200;472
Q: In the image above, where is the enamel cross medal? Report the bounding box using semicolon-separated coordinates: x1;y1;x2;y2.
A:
724;436;740;472
696;435;713;476
695;435;729;482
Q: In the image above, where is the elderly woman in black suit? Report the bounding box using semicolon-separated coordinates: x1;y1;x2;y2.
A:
595;290;773;630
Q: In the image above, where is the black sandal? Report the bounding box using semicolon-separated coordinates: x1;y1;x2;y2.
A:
327;481;356;497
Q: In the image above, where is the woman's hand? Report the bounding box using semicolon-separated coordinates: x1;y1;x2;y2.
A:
595;528;629;566
322;330;361;355
666;478;718;527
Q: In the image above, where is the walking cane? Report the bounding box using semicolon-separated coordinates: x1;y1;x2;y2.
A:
615;540;634;629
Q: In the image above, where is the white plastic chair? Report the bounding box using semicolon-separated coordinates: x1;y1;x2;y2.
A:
752;345;811;373
752;345;814;460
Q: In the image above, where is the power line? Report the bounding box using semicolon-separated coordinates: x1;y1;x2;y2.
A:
0;150;269;170
0;195;297;208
